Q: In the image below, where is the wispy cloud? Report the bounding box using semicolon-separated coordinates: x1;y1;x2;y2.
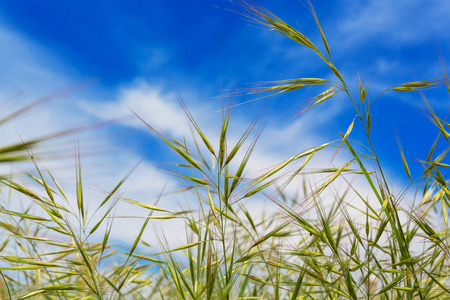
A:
80;82;191;137
336;0;450;46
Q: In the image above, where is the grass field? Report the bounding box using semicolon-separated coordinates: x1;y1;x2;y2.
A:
0;1;449;299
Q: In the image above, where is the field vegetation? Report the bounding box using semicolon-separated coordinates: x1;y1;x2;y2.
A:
0;1;449;299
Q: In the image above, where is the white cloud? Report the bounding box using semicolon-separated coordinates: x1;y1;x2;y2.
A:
0;27;75;96
80;82;191;138
336;0;450;47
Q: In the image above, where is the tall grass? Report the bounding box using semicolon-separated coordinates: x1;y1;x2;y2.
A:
1;1;450;299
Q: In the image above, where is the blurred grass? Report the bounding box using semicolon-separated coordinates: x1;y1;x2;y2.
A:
1;1;450;299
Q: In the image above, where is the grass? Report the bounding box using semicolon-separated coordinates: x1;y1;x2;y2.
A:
0;1;450;299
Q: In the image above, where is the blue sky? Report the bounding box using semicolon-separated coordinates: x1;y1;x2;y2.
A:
0;0;449;244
